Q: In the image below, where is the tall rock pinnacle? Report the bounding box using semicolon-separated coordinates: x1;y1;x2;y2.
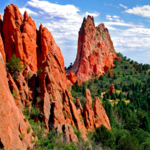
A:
67;15;117;84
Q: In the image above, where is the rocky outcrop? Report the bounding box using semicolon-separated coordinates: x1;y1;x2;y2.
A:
67;16;117;84
0;15;5;62
83;89;95;131
76;97;83;114
0;14;2;33
66;71;77;84
0;60;34;150
83;89;111;131
94;97;111;129
109;84;115;95
3;5;38;72
8;73;24;110
36;24;78;142
0;4;112;148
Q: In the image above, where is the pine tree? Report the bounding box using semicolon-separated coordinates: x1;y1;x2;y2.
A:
115;92;119;99
142;115;150;133
127;92;130;100
119;92;123;101
108;72;111;78
82;85;86;95
111;93;116;100
97;89;101;95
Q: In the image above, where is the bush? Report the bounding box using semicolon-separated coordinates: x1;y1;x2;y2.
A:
37;68;43;75
6;54;25;74
94;125;114;147
30;106;43;120
117;135;142;150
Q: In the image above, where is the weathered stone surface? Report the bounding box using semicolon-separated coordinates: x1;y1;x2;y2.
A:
76;97;83;114
66;71;77;84
67;16;117;83
93;97;111;130
0;15;5;62
0;34;5;62
0;60;34;150
37;25;78;142
22;11;37;72
70;99;87;141
14;72;32;107
109;84;115;95
0;14;2;33
83;89;95;131
83;89;111;131
3;4;38;72
8;73;24;110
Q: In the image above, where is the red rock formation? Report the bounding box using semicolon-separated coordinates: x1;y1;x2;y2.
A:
67;16;117;83
83;89;95;131
0;14;2;33
3;5;38;72
0;15;5;62
93;97;111;130
36;25;78;142
0;60;34;150
8;73;24;110
83;89;111;130
109;84;115;95
76;97;83;114
66;71;77;84
1;4;112;147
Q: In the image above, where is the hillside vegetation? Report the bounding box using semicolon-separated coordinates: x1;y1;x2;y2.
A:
70;53;150;150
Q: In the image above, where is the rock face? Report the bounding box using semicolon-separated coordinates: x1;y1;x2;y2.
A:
83;89;95;131
3;5;38;72
0;4;112;148
94;97;111;129
0;61;34;150
0;15;5;62
83;89;111;131
109;84;115;95
67;16;117;83
66;71;77;85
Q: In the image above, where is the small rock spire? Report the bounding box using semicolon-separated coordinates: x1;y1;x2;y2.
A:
24;11;28;21
39;23;43;32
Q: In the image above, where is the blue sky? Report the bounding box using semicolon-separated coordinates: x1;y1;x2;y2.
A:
1;0;150;66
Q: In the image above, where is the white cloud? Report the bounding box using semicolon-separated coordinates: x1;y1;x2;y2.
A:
39;11;44;14
104;21;140;28
19;7;37;15
113;15;120;19
106;15;122;22
85;12;99;17
106;15;113;21
125;5;150;18
119;4;128;9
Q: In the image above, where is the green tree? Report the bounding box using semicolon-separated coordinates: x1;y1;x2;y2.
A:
117;135;142;150
97;89;101;95
82;85;86;95
142;115;150;133
113;73;117;79
119;92;123;101
94;125;113;147
111;93;116;100
99;75;103;80
127;92;130;100
6;54;25;74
